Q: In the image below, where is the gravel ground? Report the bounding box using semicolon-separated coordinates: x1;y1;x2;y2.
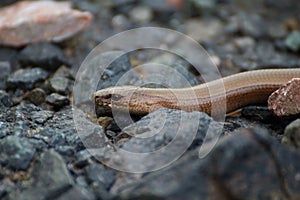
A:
1;0;300;199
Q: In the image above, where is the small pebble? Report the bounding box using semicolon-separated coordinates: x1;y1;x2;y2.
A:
285;31;300;52
233;37;255;51
25;88;46;106
0;61;11;90
0;48;19;71
0;91;13;108
184;18;223;41
112;14;129;30
46;93;70;109
282;119;300;148
129;6;153;24
48;77;71;95
7;68;49;90
30;110;54;124
0;136;35;170
53;65;74;79
268;78;300;116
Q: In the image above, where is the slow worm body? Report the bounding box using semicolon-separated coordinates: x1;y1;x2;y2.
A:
94;68;300;116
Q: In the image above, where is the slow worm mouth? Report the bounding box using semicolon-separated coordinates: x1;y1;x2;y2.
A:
95;94;112;108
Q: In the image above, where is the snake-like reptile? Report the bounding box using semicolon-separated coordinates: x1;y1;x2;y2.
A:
94;68;300;116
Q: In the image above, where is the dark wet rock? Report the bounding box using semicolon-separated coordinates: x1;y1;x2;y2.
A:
85;163;115;190
46;93;70;109
0;91;13;108
18;42;69;71
11;149;75;200
285;31;300;52
24;88;46;106
0;61;11;90
96;52;133;90
116;128;300;199
7;68;49;90
282;119;300;148
0;136;35;170
48;77;72;95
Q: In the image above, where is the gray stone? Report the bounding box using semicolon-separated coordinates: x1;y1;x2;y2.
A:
239;13;266;38
0;136;35;170
55;186;95;200
12;149;74;200
129;6;153;24
19;42;69;71
0;62;11;90
120;108;219;153
0;91;13;108
116;128;300;199
48;77;71;95
282;119;300;148
285;31;300;52
191;0;217;13
85;163;115;190
0;48;18;71
7;68;49;90
96;52;134;90
25;88;46;106
46;93;70;109
30;110;54;124
102;108;223;173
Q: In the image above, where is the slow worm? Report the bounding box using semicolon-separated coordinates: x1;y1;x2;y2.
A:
94;68;300;116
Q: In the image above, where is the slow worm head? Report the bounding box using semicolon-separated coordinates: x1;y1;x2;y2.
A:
94;68;300;116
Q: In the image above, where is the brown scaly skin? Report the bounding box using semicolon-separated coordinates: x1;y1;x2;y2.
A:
94;68;300;116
